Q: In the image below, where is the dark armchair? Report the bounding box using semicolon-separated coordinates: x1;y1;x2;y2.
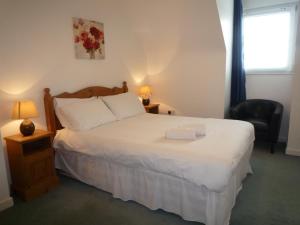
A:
230;99;283;153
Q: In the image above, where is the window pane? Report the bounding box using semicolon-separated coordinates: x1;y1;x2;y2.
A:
243;11;291;71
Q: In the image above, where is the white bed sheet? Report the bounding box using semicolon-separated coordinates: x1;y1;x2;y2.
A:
54;113;254;192
54;113;255;225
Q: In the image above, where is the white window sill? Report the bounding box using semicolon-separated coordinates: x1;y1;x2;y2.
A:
245;71;295;76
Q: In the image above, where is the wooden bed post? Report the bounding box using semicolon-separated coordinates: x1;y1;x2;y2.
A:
44;88;56;134
122;81;128;93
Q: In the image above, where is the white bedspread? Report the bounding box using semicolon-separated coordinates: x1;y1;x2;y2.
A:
54;113;254;192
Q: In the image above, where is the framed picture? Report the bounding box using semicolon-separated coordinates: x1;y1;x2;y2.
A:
72;17;105;60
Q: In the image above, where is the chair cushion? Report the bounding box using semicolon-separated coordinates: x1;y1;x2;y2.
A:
244;101;275;120
245;118;269;132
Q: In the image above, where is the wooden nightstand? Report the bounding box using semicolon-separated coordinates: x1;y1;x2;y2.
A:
144;104;160;114
4;130;59;201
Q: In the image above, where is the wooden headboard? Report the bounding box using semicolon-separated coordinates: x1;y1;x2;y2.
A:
44;81;128;135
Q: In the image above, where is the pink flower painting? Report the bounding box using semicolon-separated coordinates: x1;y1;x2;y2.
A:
73;18;105;60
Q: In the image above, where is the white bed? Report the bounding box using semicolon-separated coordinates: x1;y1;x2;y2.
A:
53;113;255;225
43;83;254;225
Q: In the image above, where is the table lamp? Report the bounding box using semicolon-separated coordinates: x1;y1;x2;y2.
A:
139;85;152;106
12;100;39;136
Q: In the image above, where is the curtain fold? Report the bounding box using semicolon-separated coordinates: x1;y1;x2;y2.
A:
230;0;246;107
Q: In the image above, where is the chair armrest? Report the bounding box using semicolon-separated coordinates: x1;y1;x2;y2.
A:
230;103;245;120
269;103;284;142
273;103;283;116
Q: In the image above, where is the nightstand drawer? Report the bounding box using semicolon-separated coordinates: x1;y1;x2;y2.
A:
22;136;51;155
23;149;55;187
26;157;53;186
24;147;54;163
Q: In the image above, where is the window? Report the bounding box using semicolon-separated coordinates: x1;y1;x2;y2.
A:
243;4;298;73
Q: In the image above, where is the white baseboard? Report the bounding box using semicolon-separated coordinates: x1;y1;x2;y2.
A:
0;197;13;212
286;147;300;157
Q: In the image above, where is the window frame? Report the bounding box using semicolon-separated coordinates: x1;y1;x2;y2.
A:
243;2;299;75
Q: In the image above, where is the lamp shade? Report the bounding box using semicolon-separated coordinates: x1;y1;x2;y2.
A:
12;100;39;120
139;85;152;99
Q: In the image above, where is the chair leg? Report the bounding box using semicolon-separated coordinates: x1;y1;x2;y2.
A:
271;142;275;154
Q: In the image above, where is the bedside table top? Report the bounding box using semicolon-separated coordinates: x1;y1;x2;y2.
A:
4;130;53;143
144;103;160;109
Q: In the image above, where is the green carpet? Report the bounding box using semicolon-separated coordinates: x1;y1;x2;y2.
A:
1;142;299;225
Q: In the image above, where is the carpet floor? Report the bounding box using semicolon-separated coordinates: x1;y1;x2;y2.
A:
0;142;299;225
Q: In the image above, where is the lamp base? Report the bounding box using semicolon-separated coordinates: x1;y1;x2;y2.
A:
142;99;150;106
20;119;35;136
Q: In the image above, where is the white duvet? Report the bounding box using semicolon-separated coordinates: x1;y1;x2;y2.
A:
54;113;255;192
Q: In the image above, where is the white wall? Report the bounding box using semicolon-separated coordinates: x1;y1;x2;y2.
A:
0;133;13;211
0;0;147;134
242;0;298;141
216;0;234;117
287;12;300;156
145;0;227;118
0;0;228;130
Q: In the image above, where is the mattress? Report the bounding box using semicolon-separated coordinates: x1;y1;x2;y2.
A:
53;113;255;225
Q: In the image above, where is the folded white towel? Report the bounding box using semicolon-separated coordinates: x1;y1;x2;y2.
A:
165;128;198;140
165;124;206;141
181;124;206;137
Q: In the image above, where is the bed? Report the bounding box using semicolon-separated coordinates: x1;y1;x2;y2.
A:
44;81;255;225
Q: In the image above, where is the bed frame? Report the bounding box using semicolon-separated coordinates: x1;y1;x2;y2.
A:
43;81;253;225
44;81;128;135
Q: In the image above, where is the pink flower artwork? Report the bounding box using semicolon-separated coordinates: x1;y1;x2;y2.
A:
72;18;105;60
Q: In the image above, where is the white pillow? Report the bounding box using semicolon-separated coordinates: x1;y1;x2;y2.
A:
58;99;117;131
54;97;96;128
102;92;146;120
